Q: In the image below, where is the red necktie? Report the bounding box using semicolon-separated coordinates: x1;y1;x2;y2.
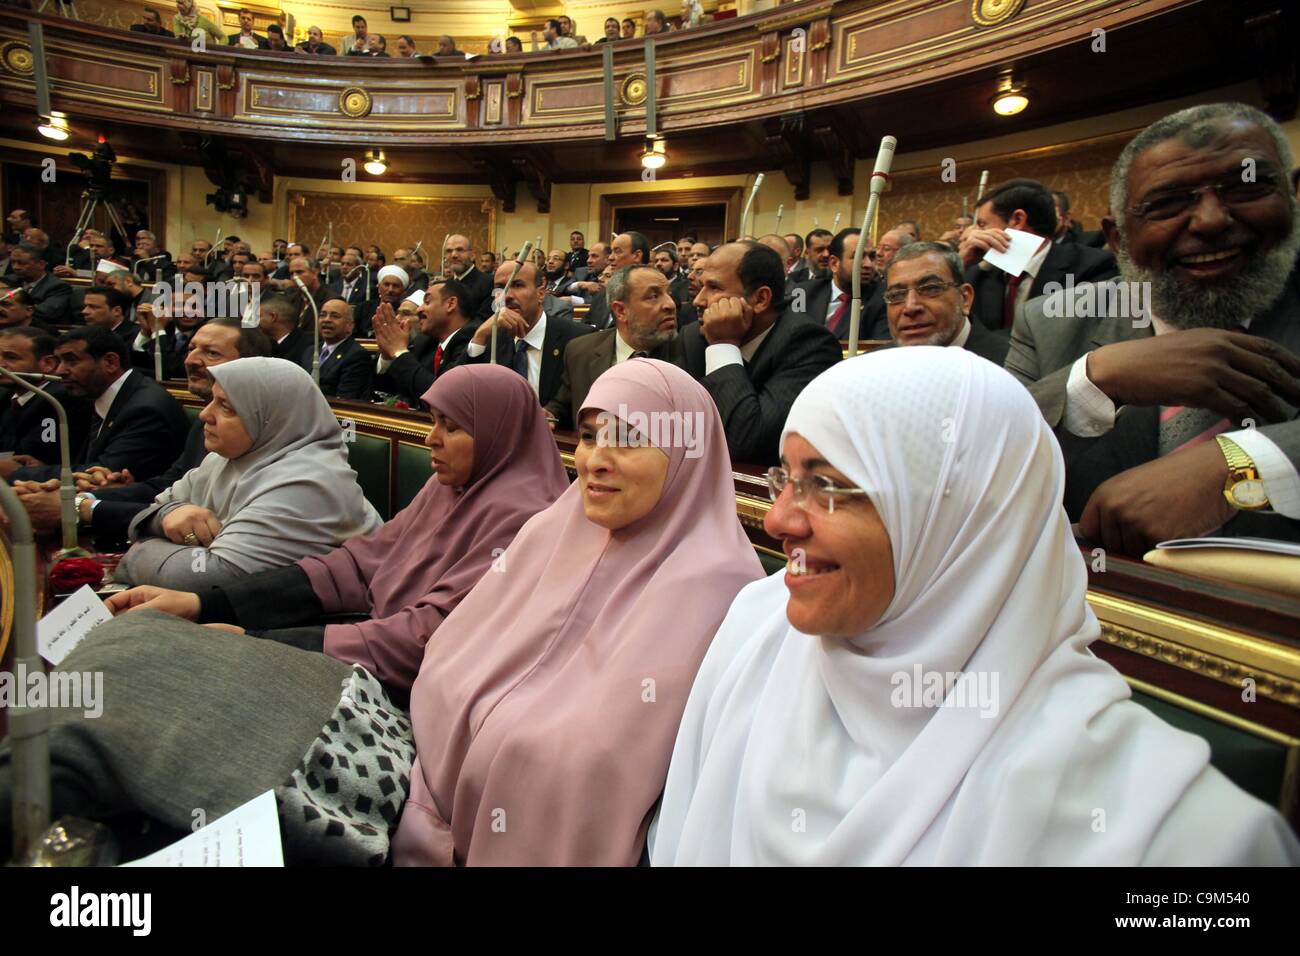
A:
828;292;849;337
433;344;444;375
1003;274;1024;329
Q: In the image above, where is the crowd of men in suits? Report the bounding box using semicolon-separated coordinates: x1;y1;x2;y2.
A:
4;102;1299;553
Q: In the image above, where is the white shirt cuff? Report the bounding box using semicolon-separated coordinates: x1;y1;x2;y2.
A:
466;342;486;358
1225;428;1300;520
704;343;744;376
132;332;151;351
376;355;394;374
1063;353;1118;438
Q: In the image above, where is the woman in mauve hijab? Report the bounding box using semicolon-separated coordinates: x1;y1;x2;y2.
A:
651;348;1300;866
392;358;764;866
0;366;567;865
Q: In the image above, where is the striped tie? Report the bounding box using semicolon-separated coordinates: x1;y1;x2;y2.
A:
1157;405;1230;457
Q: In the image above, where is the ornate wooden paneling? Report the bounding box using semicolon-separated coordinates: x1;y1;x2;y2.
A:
286;191;496;265
241;79;460;126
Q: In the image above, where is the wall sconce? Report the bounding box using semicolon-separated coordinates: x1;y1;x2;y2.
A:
363;149;388;176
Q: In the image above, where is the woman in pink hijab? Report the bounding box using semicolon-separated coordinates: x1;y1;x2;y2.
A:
392;358;764;866
106;364;570;696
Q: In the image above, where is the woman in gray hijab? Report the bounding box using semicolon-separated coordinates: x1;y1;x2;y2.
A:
115;357;383;589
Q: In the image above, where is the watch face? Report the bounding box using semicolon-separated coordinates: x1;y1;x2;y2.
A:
1230;480;1269;509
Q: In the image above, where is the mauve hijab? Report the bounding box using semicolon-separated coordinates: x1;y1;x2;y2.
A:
298;364;569;693
392;358;764;866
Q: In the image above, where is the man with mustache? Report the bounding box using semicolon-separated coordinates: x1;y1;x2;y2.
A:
315;298;374;400
1007;102;1300;551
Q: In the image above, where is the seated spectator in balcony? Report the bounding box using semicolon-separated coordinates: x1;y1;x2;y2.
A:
681;0;705;28
258;292;312;372
959;177;1118;333
376;280;475;405
0;326;88;477
544;18;579;50
342;14;370;56
882;241;1010;365
357;265;412;338
295;25;335;56
1006;101;1300;551
367;34;391;57
10;243;72;326
132;229;175;283
10;325;189;483
595;17;621;44
265;24;289;52
505;35;522;54
316;299;374;401
396;35;419;57
622;18;637;39
644;9;669;35
559;15;588;48
173;0;224;45
679;241;843;465
116;357;382;590
436;35;459;57
130;6;173;37
226;9;270;50
0;285;39;330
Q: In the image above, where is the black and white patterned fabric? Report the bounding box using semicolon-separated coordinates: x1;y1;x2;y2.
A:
276;666;414;866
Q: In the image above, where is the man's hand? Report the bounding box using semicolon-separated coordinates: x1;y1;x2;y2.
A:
700;296;754;347
0;455;41;480
160;505;222;546
203;623;246;634
105;585;202;619
372;302;408;359
13;487;61;533
135;302;158;338
957;227;1010;269
75;466;132;491
472;308;529;346
1078;440;1235;557
52;264;77;278
1087;329;1300;426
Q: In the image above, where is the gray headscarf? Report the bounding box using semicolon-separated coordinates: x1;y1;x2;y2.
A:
147;357;383;573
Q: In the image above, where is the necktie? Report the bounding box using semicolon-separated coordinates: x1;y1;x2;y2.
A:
433;344;444;375
319;345;330;364
510;339;530;379
827;292;849;337
1003;273;1024;328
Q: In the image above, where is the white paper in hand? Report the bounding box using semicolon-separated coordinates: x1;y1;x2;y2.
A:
122;789;284;867
982;228;1045;278
37;584;113;665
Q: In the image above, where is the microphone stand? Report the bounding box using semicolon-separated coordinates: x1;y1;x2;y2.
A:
740;173;764;238
0;479;47;864
293;275;321;385
132;253;169;282
0;367;80;553
362;263;372;303
849;135;897;357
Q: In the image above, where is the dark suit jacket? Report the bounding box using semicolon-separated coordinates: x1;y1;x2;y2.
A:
459;267;496;322
0;382;90;464
318;336;375;400
129;24;174;37
966;240;1118;332
791;276;889;339
228;32;271;49
585;290;612;330
543;328;679;430
12;371;189;482
131;253;176;284
325;275;370;312
963;319;1010;365
1005;269;1300;540
131;327;187;381
87;416;209;548
377;325;474;406
677;313;843;465
669;274;691;309
296;41;337;55
469;311;597;407
274;328;314;372
24;273;74;326
788;263;811;285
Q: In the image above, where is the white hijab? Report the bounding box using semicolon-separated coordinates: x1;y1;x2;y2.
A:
152;357;383;573
652;348;1299;866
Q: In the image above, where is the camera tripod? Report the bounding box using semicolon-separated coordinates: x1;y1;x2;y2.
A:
64;189;129;269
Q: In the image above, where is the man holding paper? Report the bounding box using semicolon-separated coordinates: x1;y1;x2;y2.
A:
959;178;1117;333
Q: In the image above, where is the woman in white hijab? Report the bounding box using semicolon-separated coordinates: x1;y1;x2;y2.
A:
116;357;383;589
652;347;1300;866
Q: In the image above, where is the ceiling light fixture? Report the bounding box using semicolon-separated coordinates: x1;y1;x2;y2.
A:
992;72;1029;116
641;136;666;170
363;148;387;176
37;111;69;142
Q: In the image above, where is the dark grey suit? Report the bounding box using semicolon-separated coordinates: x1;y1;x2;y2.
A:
542;328;679;430
1006;270;1300;539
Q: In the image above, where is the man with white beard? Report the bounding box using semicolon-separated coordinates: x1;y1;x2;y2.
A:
1007;102;1300;552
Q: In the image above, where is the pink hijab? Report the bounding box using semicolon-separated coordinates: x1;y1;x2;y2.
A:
392;358;764;866
298;364;569;693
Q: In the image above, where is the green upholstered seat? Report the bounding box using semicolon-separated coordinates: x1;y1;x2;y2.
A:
346;433;391;518
394;441;434;515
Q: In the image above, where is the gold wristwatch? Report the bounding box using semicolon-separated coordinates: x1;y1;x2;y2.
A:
1215;435;1271;511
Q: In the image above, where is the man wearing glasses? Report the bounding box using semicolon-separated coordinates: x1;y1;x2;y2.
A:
959;178;1118;333
1006;102;1300;553
880;241;1008;364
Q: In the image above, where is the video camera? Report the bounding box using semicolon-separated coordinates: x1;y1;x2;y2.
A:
68;138;116;198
